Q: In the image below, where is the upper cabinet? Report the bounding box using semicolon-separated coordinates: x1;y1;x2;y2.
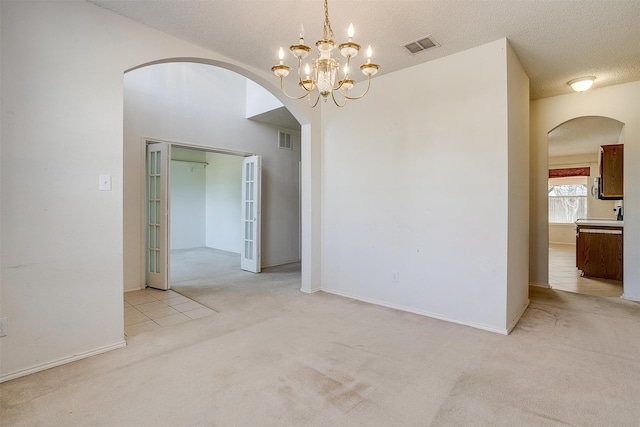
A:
599;144;623;199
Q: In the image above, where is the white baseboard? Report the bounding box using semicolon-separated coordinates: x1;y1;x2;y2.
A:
124;286;145;293
529;282;551;288
262;259;301;269
321;288;510;335
300;286;321;294
622;294;640;302
0;340;127;383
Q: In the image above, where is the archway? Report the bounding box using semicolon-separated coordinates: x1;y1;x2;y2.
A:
546;116;625;297
122;58;317;295
529;81;640;304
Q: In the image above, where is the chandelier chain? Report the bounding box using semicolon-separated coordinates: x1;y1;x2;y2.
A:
323;0;334;40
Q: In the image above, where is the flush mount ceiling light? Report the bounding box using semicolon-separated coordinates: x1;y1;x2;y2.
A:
271;0;379;108
568;76;596;92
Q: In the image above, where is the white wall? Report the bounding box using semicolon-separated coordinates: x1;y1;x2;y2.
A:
205;153;243;253
170;165;207;250
170;146;207;250
124;62;302;290
0;1;317;381
1;0;133;380
530;81;640;300
548;224;575;245
245;79;283;119
320;39;529;333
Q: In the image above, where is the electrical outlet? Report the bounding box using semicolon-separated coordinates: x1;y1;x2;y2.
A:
392;272;399;283
0;317;7;337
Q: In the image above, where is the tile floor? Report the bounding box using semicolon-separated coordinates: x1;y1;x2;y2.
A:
124;288;216;337
548;243;623;297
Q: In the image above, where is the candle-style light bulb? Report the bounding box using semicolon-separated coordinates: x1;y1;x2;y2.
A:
348;23;354;40
299;23;305;42
278;47;285;63
344;64;349;75
305;63;311;78
366;45;373;63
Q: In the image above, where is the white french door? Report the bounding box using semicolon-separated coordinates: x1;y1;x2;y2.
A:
241;155;262;273
146;142;170;290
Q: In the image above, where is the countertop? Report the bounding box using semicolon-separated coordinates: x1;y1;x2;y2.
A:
576;218;624;227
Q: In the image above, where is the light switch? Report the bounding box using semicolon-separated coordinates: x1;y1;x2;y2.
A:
99;175;112;191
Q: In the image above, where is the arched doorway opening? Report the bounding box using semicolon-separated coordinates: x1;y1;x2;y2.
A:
122;60;313;335
546;115;625;297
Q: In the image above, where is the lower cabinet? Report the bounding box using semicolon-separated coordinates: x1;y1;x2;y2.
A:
576;225;623;281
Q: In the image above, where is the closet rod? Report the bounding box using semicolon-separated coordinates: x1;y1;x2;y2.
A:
171;159;209;166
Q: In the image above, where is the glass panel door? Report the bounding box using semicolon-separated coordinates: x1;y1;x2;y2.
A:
241;155;261;273
146;142;170;289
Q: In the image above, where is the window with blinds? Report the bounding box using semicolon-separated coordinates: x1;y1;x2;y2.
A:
548;176;588;223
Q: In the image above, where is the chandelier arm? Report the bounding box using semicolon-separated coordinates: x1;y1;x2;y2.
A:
308;92;322;108
333;56;352;91
294;57;311;88
342;75;372;100
278;77;315;100
330;89;348;108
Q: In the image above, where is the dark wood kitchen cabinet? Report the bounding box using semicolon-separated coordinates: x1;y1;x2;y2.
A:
599;144;623;199
576;224;623;281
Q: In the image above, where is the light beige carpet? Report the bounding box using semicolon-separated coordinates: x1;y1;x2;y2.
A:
2;262;639;426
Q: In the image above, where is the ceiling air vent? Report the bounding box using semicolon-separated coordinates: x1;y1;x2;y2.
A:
278;131;292;150
403;36;439;54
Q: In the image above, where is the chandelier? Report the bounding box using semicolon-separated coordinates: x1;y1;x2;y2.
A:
271;0;379;108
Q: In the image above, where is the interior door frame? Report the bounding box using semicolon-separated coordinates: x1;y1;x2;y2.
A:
142;138;255;288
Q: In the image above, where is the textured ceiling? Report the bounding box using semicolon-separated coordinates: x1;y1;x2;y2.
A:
90;0;640;100
548;116;624;158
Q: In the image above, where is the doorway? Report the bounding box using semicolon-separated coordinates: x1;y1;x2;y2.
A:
169;146;244;286
546;116;624;297
145;141;266;290
170;145;265;288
